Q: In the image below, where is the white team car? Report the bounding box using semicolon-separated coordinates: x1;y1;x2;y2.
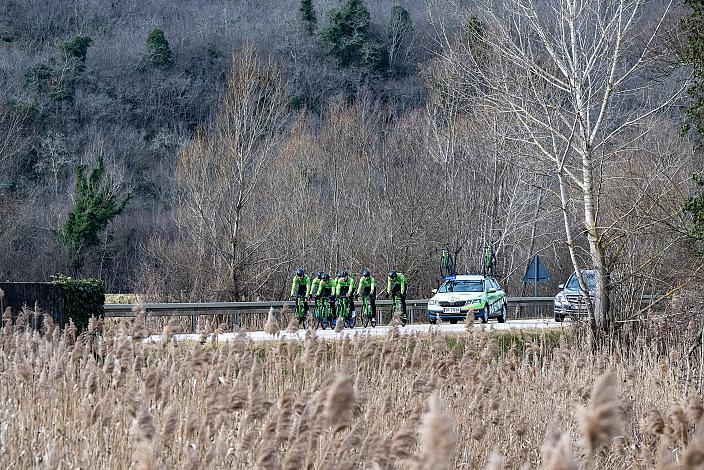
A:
427;274;508;324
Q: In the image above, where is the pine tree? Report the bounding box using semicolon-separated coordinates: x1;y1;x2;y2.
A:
56;157;130;271
299;0;317;35
146;28;174;68
320;0;371;67
388;5;411;68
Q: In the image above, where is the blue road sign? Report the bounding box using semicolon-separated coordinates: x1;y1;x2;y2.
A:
523;255;550;283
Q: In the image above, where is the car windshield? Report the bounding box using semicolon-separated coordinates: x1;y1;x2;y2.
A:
566;272;596;290
438;280;484;293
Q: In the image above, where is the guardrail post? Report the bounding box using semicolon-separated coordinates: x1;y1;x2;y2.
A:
191;314;196;333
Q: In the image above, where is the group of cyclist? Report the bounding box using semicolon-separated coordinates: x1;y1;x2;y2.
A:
289;268;408;328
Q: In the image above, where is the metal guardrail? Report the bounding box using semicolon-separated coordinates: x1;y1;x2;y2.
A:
104;297;555;332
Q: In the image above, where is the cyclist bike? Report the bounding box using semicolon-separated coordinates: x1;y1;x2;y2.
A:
335;271;356;328
389;290;406;327
483;240;497;277
314;294;334;329
309;271;323;322
356;269;377;328
313;272;337;329
440;244;456;278
289;268;311;328
387;271;407;327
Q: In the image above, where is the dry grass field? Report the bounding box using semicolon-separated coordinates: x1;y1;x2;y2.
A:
0;308;702;469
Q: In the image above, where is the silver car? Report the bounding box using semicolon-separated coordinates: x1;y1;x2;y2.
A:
553;270;596;322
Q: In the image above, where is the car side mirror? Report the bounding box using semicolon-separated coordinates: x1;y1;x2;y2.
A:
557;284;564;289
488;288;497;293
431;289;437;294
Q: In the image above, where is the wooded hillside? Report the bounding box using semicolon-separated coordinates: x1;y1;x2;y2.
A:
0;0;700;324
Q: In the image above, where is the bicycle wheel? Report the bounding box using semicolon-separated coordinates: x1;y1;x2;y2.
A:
296;298;306;329
362;298;372;328
319;301;328;330
344;297;355;328
339;297;347;324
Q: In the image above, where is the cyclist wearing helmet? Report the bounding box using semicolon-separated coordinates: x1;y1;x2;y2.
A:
483;240;496;276
356;269;376;318
310;271;324;299
314;272;337;318
386;271;407;322
335;270;356;318
290;268;311;316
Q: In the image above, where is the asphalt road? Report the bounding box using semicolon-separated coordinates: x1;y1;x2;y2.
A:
150;318;565;343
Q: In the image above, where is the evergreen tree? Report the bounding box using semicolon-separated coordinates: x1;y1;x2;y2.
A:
56;157;130;271
146;28;174;68
685;176;704;240
683;1;704;241
388;5;411;68
684;0;704;136
299;0;317;35
361;40;389;75
320;0;371;67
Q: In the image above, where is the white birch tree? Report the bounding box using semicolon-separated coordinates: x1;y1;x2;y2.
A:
437;0;684;333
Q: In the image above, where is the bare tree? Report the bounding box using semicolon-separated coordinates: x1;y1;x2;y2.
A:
436;0;685;333
175;43;286;299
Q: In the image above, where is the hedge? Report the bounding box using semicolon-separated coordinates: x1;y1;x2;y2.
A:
51;274;105;332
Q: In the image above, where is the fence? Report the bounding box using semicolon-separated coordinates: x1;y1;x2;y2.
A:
104;297;555;332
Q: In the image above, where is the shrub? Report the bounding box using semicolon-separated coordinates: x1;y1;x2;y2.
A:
7;99;39;124
59;35;93;64
146;28;174;67
685;174;704;241
24;64;53;91
51;274;105;332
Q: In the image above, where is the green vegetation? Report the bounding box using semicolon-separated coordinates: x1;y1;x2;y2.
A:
51;274;105;332
683;0;704;245
55;157;130;271
146;28;174;67
685;175;704;241
683;0;704;136
320;0;371;67
388;5;411;70
360;40;389;75
299;0;317;35
59;35;93;64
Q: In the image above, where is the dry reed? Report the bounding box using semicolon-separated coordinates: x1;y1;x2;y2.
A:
0;310;702;469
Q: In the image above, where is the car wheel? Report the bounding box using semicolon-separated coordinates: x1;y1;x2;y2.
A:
481;307;489;324
497;303;507;323
554;313;564;322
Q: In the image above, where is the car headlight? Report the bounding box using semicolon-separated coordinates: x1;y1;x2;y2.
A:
554;293;566;305
429;299;438;306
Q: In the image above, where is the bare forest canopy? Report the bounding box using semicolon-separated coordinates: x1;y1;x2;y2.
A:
0;0;701;317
